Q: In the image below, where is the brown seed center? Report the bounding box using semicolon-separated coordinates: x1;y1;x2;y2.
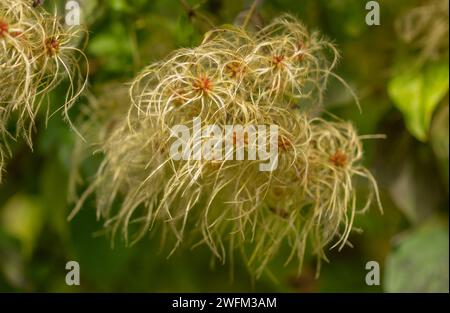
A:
226;61;245;79
45;37;60;56
329;150;347;167
272;55;285;69
193;76;213;94
278;135;292;151
0;21;9;38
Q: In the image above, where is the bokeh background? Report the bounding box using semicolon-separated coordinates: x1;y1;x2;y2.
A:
0;0;448;292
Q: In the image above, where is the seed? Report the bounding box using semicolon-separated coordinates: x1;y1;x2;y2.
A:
45;37;60;56
329;150;347;167
297;42;306;61
271;55;285;69
11;31;23;38
278;135;292;151
226;61;245;79
0;21;9;38
193;76;213;94
232;130;249;147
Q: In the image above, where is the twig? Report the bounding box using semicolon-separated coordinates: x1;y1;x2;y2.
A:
242;0;262;29
178;0;215;28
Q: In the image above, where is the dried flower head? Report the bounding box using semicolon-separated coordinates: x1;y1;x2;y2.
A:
73;15;381;277
0;0;88;180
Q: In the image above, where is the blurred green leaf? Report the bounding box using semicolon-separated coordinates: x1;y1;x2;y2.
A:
0;195;45;258
111;0;132;12
88;22;134;74
388;61;449;142
385;220;449;293
0;230;28;290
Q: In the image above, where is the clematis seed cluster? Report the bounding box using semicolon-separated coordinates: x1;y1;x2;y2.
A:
0;0;88;182
73;15;381;276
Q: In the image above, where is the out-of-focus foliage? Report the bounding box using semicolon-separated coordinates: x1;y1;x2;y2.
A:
388;61;449;142
388;0;449;142
385;219;449;292
0;0;448;293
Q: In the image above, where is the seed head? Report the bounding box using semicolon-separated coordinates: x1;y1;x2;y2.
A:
0;0;88;179
72;15;381;277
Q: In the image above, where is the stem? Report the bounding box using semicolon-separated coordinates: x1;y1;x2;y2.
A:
242;0;261;29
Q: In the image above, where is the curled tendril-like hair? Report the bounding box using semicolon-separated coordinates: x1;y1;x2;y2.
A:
396;0;449;60
0;0;88;182
72;15;381;277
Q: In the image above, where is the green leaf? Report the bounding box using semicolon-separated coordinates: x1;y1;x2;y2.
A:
388;61;449;141
385;220;449;293
0;195;45;259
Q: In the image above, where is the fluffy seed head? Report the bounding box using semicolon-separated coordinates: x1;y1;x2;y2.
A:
73;15;380;277
0;0;88;180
